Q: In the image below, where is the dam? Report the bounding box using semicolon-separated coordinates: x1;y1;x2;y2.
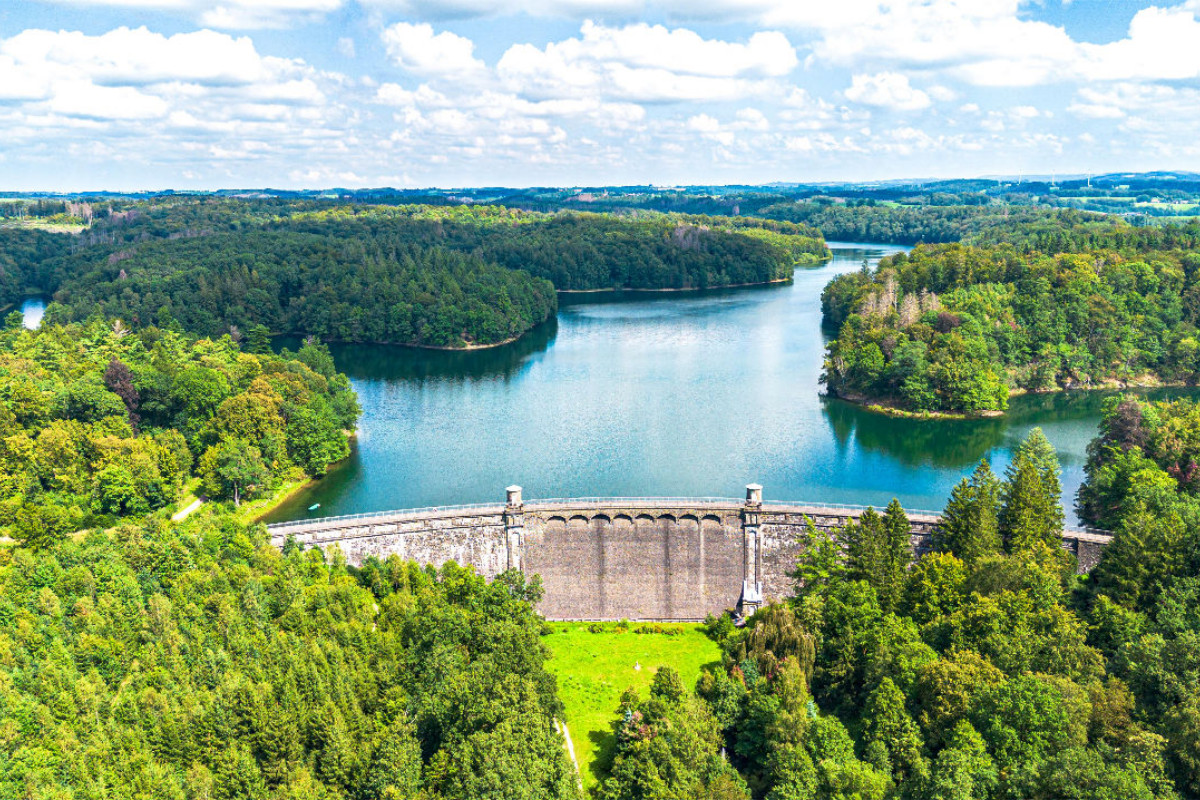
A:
265;485;1113;621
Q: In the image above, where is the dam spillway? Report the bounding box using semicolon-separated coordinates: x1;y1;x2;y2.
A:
265;486;1112;621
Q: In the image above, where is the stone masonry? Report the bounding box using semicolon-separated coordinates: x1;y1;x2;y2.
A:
266;486;1113;622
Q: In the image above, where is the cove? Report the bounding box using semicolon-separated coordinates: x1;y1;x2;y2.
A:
265;243;1197;526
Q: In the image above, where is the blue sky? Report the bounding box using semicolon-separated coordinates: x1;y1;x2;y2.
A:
1;0;1198;190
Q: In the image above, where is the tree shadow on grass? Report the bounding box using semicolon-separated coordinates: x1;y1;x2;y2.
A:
588;725;618;791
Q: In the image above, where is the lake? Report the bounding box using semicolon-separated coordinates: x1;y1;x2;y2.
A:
19;296;46;329
265;242;1189;525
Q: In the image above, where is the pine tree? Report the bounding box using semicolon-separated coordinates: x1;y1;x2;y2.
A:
845;502;912;612
936;459;1002;565
881;499;912;612
845;507;887;592
246;323;272;354
1001;429;1065;552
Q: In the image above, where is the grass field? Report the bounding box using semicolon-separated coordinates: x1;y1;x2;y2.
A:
542;622;722;791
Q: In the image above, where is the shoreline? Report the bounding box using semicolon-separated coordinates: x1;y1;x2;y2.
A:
285;273;822;351
282;330;534;352
557;276;797;295
831;376;1197;420
245;474;316;524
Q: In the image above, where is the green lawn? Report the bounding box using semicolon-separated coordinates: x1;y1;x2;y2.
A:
542;622;722;792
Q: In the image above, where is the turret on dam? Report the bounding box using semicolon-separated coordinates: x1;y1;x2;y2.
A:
265;486;1112;622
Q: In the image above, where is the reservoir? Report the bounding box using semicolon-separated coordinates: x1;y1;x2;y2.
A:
20;296;46;329
266;242;1171;525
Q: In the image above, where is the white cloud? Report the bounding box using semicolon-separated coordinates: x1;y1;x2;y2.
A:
497;21;795;102
1;27;279;86
0;25;347;185
31;0;346;28
45;81;170;120
361;0;640;18
844;72;931;111
381;22;486;77
1077;6;1200;81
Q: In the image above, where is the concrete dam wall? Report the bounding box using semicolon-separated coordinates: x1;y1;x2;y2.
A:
265;486;1113;621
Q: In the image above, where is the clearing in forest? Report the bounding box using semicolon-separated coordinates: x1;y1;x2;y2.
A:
543;621;722;791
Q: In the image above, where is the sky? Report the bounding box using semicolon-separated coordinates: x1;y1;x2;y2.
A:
1;0;1199;191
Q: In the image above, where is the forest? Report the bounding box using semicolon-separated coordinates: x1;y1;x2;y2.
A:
754;203;1067;246
3;199;828;349
821;217;1200;413
2;409;1199;798
0;315;358;542
595;423;1200;800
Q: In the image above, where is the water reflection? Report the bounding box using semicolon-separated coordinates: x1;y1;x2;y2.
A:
264;243;1200;525
277;316;559;383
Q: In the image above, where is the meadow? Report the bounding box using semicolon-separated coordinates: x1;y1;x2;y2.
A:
542;621;722;790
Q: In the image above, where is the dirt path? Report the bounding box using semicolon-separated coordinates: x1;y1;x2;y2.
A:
555;719;583;791
171;498;205;522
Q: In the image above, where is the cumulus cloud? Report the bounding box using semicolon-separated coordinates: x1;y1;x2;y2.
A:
363;0;643;17
844;72;931;111
496;21;796;102
365;0;1200;90
31;0;346;28
382;22;486;77
0;25;349;187
1;27;281;87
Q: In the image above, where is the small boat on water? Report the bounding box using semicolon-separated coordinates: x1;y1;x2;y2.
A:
308;503;321;512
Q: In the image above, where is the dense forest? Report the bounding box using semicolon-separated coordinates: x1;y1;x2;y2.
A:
3;199;828;349
0;515;579;799
596;426;1200;800
4;419;1200;798
48;230;559;349
0;315;358;541
754;203;1075;246
821;217;1200;413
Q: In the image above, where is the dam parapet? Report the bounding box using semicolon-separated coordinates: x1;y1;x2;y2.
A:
266;487;1111;622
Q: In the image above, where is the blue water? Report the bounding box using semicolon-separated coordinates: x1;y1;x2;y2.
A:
266;243;1186;524
20;297;45;329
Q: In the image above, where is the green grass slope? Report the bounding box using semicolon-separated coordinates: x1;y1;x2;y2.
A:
542;622;722;791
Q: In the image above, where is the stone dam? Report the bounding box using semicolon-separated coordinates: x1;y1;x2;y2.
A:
265;486;1113;622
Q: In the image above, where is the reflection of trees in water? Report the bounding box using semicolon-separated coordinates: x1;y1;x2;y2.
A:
261;441;366;524
824;388;1200;471
822;397;1009;468
277;317;559;382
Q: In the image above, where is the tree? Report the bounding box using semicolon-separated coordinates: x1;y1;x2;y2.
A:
285;402;348;477
13;502;82;549
1000;429;1065;552
861;677;929;791
602;667;748;800
843;502;910;612
103;357;140;429
935;459;1001;565
246;324;272;355
793;520;846;597
844;508;888;595
925;722;996;800
881;499;913;612
199;439;271;505
95;463;148;515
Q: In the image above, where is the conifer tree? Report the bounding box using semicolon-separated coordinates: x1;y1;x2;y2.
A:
881;499;913;612
845;502;911;612
845;507;887;591
1000;429;1065;552
936;459;1002;565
